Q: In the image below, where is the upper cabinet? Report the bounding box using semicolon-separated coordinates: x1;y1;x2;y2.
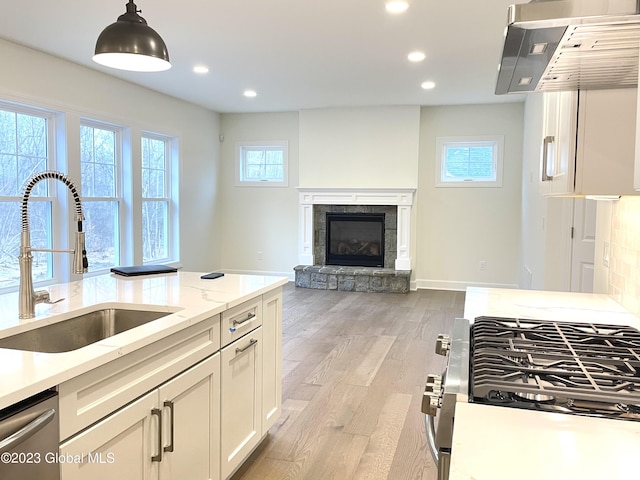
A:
540;88;638;196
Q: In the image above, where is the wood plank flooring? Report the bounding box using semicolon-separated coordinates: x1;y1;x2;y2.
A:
231;283;465;480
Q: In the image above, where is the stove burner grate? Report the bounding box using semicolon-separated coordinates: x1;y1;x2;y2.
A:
471;316;640;419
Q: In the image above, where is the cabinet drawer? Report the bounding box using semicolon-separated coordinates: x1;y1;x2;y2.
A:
221;297;262;347
58;314;220;441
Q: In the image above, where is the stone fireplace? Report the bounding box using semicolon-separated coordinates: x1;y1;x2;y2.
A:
295;188;415;293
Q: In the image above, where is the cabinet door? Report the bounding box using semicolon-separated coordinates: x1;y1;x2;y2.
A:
158;353;221;480
576;88;637;195
261;289;282;433
220;327;263;479
549;90;578;196
539;91;559;195
60;390;158;480
540;91;578;196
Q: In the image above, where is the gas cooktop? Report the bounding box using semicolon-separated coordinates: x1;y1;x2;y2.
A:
470;316;640;420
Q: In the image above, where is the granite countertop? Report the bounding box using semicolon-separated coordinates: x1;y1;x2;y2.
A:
0;271;288;410
449;287;640;480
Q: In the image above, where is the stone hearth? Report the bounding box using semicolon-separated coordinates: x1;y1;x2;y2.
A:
294;265;410;293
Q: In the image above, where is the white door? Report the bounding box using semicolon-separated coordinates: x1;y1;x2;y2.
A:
60;390;158;480
220;328;263;479
158;353;220;480
570;198;596;292
261;290;282;433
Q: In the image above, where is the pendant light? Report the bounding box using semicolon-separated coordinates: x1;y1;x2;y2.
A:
93;1;171;72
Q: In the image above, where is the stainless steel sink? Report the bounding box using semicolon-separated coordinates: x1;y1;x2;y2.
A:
0;308;173;353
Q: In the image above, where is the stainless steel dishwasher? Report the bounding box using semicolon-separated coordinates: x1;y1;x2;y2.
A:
0;389;60;480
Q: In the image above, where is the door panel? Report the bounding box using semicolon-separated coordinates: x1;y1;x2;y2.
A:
570;198;596;293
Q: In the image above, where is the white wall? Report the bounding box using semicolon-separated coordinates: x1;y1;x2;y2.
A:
299;106;420;188
219;105;527;289
0;38;221;272
218;112;299;277
416;103;524;290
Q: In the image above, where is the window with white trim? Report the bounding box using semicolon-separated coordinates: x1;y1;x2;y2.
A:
0;104;54;288
80;122;121;272
235;141;288;186
141;133;172;263
436;135;504;187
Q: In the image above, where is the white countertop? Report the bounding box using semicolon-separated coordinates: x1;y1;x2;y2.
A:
464;287;640;328
449;287;640;480
0;271;288;410
450;402;640;480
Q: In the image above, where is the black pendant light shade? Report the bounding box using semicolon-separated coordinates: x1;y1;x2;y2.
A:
93;1;171;72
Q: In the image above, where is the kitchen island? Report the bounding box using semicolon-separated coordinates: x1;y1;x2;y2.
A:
449;287;640;480
0;271;288;479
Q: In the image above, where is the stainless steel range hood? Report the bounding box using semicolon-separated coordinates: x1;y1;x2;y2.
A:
496;0;640;95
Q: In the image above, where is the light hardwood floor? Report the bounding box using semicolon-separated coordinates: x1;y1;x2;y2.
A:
231;282;465;480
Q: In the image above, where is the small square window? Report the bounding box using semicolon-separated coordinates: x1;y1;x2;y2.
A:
436;135;504;188
235;141;288;187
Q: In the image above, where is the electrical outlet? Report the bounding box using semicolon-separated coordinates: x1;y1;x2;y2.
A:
257;251;263;261
603;242;610;268
479;260;487;271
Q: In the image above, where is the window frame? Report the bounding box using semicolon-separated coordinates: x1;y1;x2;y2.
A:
0;102;58;291
79;119;124;274
235;140;289;187
141;131;177;265
435;135;504;188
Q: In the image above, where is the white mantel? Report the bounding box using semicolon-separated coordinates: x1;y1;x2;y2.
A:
297;188;416;270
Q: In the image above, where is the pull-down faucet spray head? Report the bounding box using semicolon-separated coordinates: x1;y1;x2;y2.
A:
19;171;89;319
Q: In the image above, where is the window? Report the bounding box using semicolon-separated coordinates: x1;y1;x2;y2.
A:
142;134;172;263
0;96;180;289
436;135;504;187
0;105;53;288
80;122;121;272
235;141;288;186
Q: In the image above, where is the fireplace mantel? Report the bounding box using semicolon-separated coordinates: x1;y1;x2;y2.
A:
297;187;415;270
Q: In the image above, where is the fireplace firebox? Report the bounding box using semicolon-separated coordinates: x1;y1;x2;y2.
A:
325;213;385;267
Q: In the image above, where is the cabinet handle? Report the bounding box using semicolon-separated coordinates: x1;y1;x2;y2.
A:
235;338;258;355
163;401;175;453
233;312;256;326
541;135;554;181
151;408;162;462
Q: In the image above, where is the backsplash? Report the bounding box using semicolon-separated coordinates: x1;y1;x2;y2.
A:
609;196;640;316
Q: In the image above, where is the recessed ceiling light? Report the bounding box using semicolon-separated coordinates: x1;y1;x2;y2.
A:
421;81;436;90
193;65;209;74
385;1;409;14
243;90;257;98
408;51;426;62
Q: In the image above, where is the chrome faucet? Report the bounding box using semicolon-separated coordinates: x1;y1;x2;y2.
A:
19;171;89;319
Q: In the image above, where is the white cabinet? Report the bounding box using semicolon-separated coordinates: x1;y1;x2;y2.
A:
58;287;284;480
220;327;263;479
540;88;637;196
60;354;220;480
219;287;283;479
261;288;282;432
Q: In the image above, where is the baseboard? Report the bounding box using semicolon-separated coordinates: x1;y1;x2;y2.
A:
412;278;519;292
221;268;295;281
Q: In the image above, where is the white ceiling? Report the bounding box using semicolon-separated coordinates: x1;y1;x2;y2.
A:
0;0;528;113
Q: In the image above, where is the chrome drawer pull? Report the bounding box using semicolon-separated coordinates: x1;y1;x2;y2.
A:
232;312;256;326
163;401;174;453
151;408;162;462
235;338;258;355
